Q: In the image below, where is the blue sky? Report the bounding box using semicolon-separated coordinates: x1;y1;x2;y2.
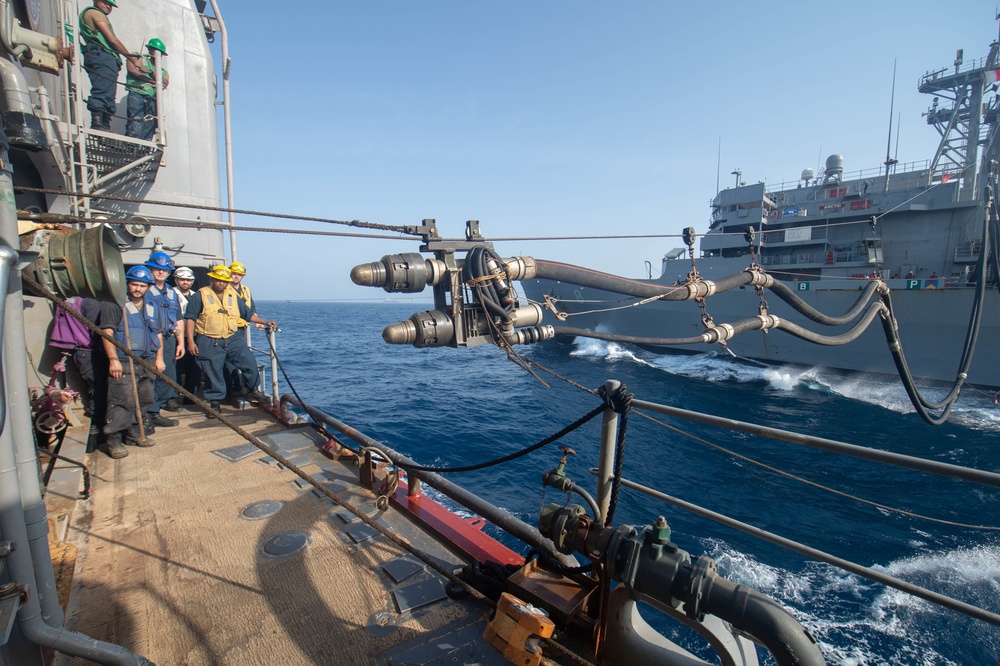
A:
216;2;997;300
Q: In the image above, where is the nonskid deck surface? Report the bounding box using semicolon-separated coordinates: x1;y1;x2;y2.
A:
51;404;499;666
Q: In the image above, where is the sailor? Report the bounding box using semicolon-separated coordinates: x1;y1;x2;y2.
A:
48;296;118;450
173;266;196;313
226;260;260;397
172;266;201;405
125;38;169;141
79;0;141;131
143;251;184;425
228;261;259;326
101;266;164;459
185;265;276;417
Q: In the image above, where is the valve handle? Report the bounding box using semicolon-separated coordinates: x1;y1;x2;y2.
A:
557;446;575;456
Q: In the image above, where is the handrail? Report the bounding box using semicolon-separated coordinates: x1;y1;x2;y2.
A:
246;327;279;400
279;393;572;565
598;472;1000;629
630;397;1000;487
582;385;1000;631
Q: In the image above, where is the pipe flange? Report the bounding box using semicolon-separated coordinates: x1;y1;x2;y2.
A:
685;555;716;621
716;323;734;341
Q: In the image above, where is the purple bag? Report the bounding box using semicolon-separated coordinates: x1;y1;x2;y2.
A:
50;297;95;350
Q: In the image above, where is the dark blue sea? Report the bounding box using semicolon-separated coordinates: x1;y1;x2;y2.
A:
260;301;999;665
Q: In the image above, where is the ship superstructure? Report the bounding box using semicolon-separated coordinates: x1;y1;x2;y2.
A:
522;38;1000;387
9;0;228;288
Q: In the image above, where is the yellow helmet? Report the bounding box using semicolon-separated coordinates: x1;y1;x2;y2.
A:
207;265;233;282
228;261;246;275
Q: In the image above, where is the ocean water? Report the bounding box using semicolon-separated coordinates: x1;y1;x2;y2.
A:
259;300;1000;665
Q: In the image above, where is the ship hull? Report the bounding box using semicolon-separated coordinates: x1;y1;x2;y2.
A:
523;262;1000;388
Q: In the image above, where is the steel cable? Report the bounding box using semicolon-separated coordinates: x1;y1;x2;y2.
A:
14;185;417;234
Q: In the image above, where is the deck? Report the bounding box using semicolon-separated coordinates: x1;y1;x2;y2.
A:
43;403;506;665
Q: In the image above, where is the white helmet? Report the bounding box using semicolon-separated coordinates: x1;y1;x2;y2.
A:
174;266;195;280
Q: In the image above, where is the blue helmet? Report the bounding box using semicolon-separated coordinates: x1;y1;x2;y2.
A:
125;266;155;285
144;251;175;271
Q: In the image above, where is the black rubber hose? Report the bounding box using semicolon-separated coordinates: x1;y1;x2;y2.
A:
553;304;887;348
465;245;512;323
537;259;883;329
699;575;826;666
552;316;767;346
876;183;992;424
767;279;883;326
534;259;755;299
773;302;887;346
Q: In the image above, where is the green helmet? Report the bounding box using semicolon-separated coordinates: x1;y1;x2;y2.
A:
102;0;118;6
146;38;167;55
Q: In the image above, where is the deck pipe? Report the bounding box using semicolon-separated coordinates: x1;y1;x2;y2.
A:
206;0;238;260
281;394;574;564
0;170;61;630
0;43;48;151
596;379;619;524
0;153;150;664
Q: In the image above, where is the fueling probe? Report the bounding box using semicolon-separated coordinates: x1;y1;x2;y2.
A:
351;220;552;348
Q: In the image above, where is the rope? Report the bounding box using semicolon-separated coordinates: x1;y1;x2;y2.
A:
23;276;497;597
255;304;595;665
399;402;606;474
260;330;353;452
121;303;149;445
599;383;633;527
537;290;682;320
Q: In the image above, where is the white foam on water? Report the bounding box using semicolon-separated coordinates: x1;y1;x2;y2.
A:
699;539;993;664
647;352;771;384
760;368;799;391
793;372;1000;431
569;337;648;365
568;338;1000;430
876;543;1000;596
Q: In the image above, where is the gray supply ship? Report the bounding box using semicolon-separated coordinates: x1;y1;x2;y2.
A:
521;40;1000;388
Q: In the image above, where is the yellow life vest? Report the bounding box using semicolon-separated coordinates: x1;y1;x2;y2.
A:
193;286;241;338
235;283;253;327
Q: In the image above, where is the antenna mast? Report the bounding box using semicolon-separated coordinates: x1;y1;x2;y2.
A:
716;136;721;196
884;60;899;193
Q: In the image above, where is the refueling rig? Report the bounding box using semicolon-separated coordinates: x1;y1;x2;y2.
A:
350;220;825;666
350;219;553;349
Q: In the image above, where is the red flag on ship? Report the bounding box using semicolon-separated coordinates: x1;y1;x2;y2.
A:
942;173;952;183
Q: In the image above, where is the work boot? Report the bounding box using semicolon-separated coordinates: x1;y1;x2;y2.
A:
245;388;266;405
163;398;181;412
90;110;103;129
150;413;178;427
86;424;106;454
124;425;155;447
99;111;112;131
206;401;221;419
106;432;128;459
